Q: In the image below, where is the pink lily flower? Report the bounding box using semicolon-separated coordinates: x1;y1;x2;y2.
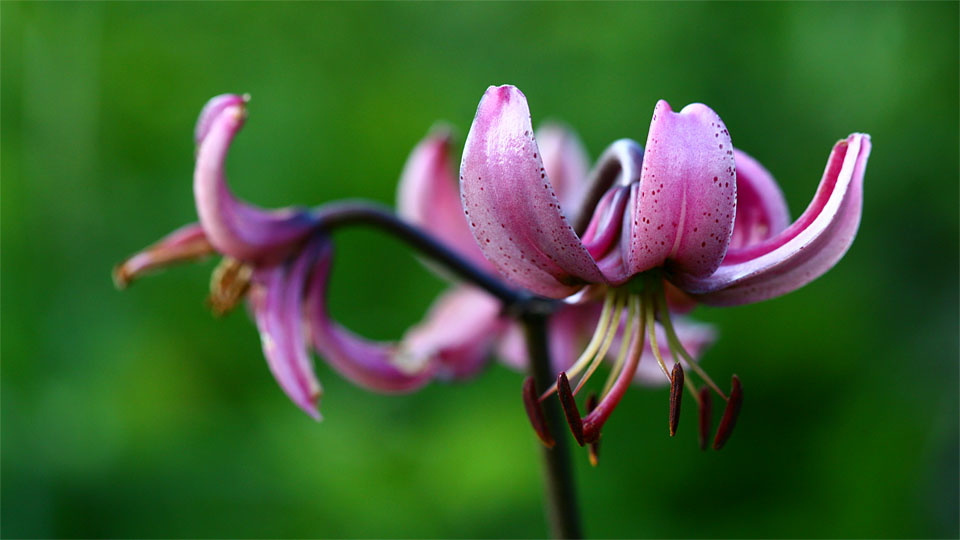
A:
397;125;718;403
460;85;871;448
115;94;503;419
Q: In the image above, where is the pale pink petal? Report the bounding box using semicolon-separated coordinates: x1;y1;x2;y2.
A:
250;255;323;419
113;223;213;289
496;303;602;375
401;285;505;380
193;95;316;263
536;123;590;218
460;85;605;298
397;129;488;268
633;319;717;385
304;240;436;393
678;134;871;306
729;148;790;249
624;101;737;279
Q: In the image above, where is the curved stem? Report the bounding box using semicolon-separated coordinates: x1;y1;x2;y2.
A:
311;201;547;311
524;313;583;539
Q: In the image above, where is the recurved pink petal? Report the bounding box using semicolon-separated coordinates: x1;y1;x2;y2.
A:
397;129;489;268
679;134;871;306
624;101;737;279
193;95;316;263
401;285;504;380
729;148;790;249
460;85;604;298
304;240;435;393
536;123;590;218
250;253;323;419
113;223;213;289
633;319;716;385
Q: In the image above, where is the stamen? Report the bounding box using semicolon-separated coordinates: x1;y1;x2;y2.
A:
698;386;712;451
645;296;672;382
556;372;585;446
522;377;555;448
585;393;600;466
600;298;636;398
573;292;625;395
713;375;743;450
669;363;684;437
208;257;253;316
541;291;616;399
656;286;728;401
581;295;645;443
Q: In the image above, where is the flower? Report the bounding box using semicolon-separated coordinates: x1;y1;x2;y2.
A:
115;94;501;419
459;85;871;448
397;124;718;400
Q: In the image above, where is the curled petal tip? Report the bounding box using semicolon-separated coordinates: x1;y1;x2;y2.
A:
683;132;871;305
195;93;248;146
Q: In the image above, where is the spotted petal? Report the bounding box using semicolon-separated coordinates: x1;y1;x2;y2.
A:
536;123;590;220
460;85;605;298
624;100;737;279
194;94;316;263
676;134;870;305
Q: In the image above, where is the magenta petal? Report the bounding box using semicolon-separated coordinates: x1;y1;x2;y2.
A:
633;319;717;385
729;148;791;249
250;256;323;419
460;85;604;298
113;223;213;288
624;101;737;279
536;123;590;219
401;285;504;380
680;134;871;306
397;129;488;268
304;240;435;393
193;95;316;263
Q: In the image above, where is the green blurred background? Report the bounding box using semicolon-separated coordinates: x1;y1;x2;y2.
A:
2;2;957;538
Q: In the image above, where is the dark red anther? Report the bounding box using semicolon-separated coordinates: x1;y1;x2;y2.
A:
557;372;585;446
585;393;600;466
522;377;555;448
669;363;684;437
713;374;743;450
698;386;712;451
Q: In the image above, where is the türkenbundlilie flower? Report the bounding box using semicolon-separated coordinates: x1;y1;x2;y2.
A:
459;85;871;451
114;94;504;419
397;126;716;398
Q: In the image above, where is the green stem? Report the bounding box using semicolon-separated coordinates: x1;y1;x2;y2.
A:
523;312;583;539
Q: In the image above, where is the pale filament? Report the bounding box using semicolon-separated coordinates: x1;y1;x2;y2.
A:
540;290;617;399
572;292;625;395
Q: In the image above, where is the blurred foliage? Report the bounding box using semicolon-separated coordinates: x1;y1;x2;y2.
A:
2;2;957;538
